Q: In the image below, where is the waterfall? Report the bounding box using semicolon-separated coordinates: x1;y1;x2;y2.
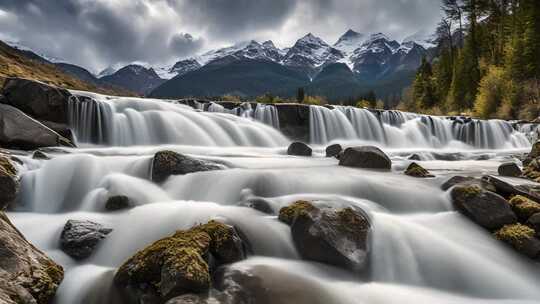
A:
310;105;531;149
67;91;287;147
202;101;280;129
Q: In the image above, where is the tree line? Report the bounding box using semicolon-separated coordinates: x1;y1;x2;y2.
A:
405;0;540;120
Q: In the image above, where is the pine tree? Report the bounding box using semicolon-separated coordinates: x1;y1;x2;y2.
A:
297;87;305;103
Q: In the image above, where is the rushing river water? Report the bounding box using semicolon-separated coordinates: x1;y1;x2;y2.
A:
6;92;540;303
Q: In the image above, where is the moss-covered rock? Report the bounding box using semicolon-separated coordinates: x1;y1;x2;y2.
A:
114;220;246;303
404;162;434;178
0;155;18;210
278;200;318;225
451;185;517;230
508;195;540;221
0;212;64;303
523;141;540;166
526;213;540;237
494;224;540;259
152;151;225;183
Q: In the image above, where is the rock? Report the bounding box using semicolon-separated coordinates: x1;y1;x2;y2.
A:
32;151;50;160
482;175;540;203
240;197;274;214
0;212;64;303
526;213;540;237
338;146;391;170
0;155;18;210
166;294;211;304
494;224;540;259
404;162;434;178
279;201;371;272
151;151;225;183
451;185;517;230
441;176;496;192
523;141;540;166
508;195;540;221
287;142;312;157
278;200;318;225
408;154;421;161
1;77;71;124
39;120;76;145
60;220;113;259
498;163;522;177
274;104;310;142
114;220;247;303
105;195;132;211
325;144;342;158
0;104;74;149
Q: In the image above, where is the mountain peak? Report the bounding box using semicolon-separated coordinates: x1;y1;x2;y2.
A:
262;40;276;48
342;29;362;38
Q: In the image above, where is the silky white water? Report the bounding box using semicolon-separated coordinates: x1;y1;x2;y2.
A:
6;93;540;304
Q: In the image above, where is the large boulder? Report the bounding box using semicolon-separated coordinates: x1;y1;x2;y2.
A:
404;162;434;178
60;220;113;259
0;155;18;210
338;146;391;170
151;151;225;183
287;142;312;157
494;224;540;259
451;185;517;230
0;104;74;149
279;201;371;273
1;78;71;124
441;176;496;192
0;212;64;303
498;163;522;177
114;220;247;303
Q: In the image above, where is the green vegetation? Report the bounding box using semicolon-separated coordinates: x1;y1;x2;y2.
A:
494;223;535;248
404;0;540;119
278;200;317;225
509;195;540;220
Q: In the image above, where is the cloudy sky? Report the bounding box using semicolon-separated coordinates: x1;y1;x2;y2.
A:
0;0;442;73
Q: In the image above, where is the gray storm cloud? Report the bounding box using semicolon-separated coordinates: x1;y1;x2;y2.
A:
0;0;441;73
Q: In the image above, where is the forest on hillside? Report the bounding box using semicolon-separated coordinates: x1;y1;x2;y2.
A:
404;0;540;120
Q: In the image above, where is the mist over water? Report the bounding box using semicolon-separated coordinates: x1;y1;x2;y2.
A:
8;92;540;304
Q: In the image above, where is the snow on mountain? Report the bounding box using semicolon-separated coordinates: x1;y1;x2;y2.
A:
283;33;345;72
334;29;366;56
402;29;437;49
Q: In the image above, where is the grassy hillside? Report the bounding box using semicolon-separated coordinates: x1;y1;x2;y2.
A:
0;41;134;96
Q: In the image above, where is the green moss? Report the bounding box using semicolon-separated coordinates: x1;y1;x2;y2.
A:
509;195;540;220
335;207;369;234
0;155;17;177
26;263;64;304
278;200;317;225
454;185;483;198
405;162;433;178
494;223;535;248
196;220;234;254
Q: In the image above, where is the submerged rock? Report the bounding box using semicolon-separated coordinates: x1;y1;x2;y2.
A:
240;197;274;214
408;153;421;161
494;224;540;259
526;213;540;237
279;201;371;273
1;77;71;124
0;104;74;149
166;294;212;304
498;163;522;177
338;146;391;170
152;150;225;183
451;185;517;230
0;155;18;210
404;162;434;178
32;150;50;160
114;220;247;303
325;144;342;158
105;195;133;211
60;220;113;259
287;142;312;156
0;212;64;303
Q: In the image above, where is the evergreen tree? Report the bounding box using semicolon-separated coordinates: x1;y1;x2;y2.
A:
297;87;305;104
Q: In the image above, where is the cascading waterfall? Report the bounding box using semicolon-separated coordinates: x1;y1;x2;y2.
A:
202;101;280;129
310;105;531;149
67;91;287;147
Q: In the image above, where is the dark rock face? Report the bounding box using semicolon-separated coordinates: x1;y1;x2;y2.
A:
274;104;310;142
494;224;540;259
240;197;274;214
523;141;540;166
166;294;211;304
105;195;132;211
338;146;391;170
404;162;434;178
0;156;18;210
114;221;247;304
279;201;371;272
451;185;517;230
408;154;421;161
152;151;225;183
39;120;76;145
441;176;496;192
0;104;74;150
527;213;540;237
325;144;342;158
60;220;113;259
0;212;64;303
1;77;71;124
481;175;540;203
498;163;522;177
32;151;50;160
287;142;312;156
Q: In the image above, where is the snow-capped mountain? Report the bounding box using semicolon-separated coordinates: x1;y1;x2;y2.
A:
402;29;437;49
282;33;345;75
333;29;366;56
